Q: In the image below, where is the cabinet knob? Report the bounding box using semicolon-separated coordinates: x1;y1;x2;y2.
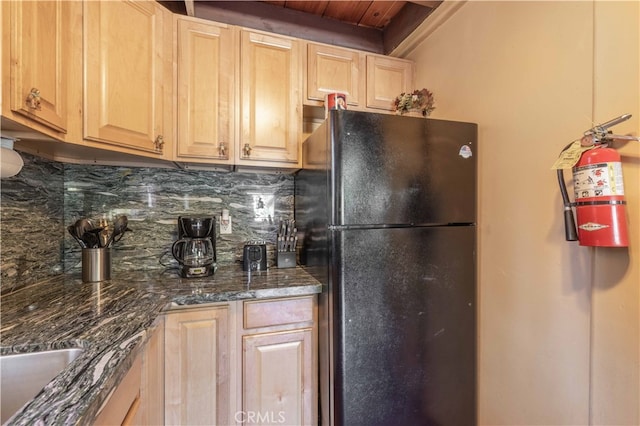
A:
243;143;252;157
25;88;42;111
154;135;164;152
219;142;227;158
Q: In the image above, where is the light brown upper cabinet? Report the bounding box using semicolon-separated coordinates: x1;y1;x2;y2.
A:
2;0;73;137
366;55;414;111
306;43;364;108
175;17;235;165
304;42;414;113
3;2;413;168
238;30;302;168
84;0;172;158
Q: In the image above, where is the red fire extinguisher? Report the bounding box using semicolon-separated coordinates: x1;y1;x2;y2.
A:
557;114;636;247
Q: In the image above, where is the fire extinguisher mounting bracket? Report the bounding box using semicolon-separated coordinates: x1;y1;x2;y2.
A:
583;113;639;144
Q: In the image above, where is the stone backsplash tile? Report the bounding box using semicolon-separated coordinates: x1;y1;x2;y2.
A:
1;153;65;292
1;151;294;292
63;164;294;273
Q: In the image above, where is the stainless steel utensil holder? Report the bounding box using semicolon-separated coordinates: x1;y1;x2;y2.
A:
82;248;111;283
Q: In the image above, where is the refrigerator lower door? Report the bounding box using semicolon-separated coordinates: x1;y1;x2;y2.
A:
326;226;476;426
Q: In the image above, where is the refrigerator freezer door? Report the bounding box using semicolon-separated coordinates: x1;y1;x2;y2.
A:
330;110;477;226
328;225;476;426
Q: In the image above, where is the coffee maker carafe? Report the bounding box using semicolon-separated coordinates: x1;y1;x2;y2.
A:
172;216;216;278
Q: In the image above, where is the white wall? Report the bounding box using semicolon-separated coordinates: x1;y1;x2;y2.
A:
399;1;639;424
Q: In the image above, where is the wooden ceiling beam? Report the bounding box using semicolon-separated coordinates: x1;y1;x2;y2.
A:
406;1;441;8
383;1;436;54
185;0;195;17
193;1;385;53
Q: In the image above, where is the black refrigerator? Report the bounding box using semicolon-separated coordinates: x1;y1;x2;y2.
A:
295;110;477;426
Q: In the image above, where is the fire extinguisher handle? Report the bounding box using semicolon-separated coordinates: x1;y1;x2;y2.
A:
563;207;579;241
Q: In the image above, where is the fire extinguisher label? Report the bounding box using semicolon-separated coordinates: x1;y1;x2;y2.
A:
573;162;625;199
579;222;610;232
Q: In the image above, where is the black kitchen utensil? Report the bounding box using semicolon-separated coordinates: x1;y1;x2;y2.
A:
83;227;105;248
74;218;95;248
106;215;130;247
67;225;86;248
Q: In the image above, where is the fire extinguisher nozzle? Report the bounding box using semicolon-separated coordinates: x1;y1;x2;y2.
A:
564;209;579;241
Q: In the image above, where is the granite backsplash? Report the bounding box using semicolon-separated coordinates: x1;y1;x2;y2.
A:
1;152;294;293
0;153;65;292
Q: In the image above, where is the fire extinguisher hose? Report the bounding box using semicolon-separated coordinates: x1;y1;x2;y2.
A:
557;142;579;241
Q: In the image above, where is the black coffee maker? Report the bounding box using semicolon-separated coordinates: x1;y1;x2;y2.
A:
172;216;217;278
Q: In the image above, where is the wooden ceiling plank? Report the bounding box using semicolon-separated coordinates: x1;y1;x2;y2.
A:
194;1;385;53
360;1;406;29
284;1;330;15
323;1;372;25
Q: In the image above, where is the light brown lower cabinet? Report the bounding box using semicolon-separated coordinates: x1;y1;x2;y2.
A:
140;318;165;425
243;329;315;425
94;353;143;426
162;295;317;425
93;317;164;426
164;304;232;425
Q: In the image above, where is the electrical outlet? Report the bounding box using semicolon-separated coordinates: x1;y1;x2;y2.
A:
219;216;232;234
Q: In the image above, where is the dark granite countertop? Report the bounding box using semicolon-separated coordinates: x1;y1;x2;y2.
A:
0;265;322;425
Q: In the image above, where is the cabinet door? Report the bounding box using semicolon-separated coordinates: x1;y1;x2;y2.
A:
165;307;230;425
140;319;164;426
366;55;414;111
306;43;364;108
94;354;142;426
243;329;315;426
8;0;68;134
84;0;169;156
239;30;301;167
176;18;235;164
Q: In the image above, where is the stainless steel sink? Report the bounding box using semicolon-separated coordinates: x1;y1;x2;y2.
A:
0;348;84;423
